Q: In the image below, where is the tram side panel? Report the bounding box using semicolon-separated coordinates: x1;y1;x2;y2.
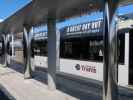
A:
33;33;129;86
59;34;128;86
32;20;129;86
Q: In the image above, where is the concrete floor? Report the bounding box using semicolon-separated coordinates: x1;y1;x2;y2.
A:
0;62;133;100
0;65;78;100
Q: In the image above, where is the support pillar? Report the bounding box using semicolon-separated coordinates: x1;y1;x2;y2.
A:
31;28;35;72
6;34;11;65
47;17;59;90
2;34;8;67
23;26;33;79
11;33;14;58
103;0;118;100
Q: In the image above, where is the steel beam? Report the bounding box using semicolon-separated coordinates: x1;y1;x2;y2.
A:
103;0;119;100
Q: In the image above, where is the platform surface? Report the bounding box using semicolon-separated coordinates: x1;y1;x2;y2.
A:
0;65;78;100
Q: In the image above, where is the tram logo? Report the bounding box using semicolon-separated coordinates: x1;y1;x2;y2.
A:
75;64;81;70
75;64;96;73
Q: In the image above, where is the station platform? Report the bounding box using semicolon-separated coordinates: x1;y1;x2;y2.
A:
0;63;133;100
0;65;78;100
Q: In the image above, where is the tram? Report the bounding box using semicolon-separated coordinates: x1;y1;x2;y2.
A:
32;19;133;86
1;18;132;86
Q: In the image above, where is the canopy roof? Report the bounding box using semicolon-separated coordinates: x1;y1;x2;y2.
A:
0;0;133;34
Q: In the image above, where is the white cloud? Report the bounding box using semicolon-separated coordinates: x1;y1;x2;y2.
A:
0;19;3;23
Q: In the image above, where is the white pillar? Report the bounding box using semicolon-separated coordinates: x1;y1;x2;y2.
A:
47;17;59;90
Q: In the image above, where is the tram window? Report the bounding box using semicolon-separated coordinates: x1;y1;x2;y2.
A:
33;33;124;64
60;38;81;59
60;35;124;63
64;41;72;58
60;36;103;62
118;34;125;64
33;40;47;56
88;39;103;61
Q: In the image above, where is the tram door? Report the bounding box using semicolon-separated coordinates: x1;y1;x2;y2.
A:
129;29;133;85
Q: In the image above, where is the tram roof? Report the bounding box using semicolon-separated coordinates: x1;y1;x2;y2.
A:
0;0;133;34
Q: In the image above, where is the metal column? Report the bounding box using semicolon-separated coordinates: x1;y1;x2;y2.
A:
31;28;35;72
2;34;6;66
6;34;11;65
103;0;118;100
11;33;14;58
47;17;59;90
23;27;33;79
2;34;8;67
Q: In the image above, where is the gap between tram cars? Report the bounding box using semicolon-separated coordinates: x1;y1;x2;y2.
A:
32;18;133;86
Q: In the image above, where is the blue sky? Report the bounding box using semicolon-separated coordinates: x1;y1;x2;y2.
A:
57;4;133;29
0;0;31;21
0;0;133;29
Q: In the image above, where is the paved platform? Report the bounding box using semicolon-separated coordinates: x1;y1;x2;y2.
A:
0;65;78;100
1;62;133;100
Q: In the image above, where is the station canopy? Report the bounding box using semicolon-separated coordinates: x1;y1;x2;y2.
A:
0;0;133;34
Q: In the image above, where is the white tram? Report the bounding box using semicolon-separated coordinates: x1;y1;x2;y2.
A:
1;19;132;86
32;19;133;86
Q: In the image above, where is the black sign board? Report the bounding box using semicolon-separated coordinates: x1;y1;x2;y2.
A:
33;20;103;40
61;20;103;38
